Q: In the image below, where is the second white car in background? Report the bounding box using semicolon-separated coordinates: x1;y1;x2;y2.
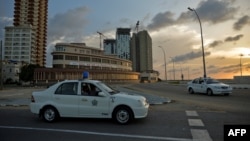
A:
187;77;232;96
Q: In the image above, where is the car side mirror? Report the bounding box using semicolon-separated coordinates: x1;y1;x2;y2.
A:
98;92;106;97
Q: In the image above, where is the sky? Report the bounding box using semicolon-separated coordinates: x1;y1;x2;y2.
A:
1;0;250;80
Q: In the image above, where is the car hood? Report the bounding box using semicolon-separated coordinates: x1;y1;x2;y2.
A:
208;83;230;87
114;92;146;100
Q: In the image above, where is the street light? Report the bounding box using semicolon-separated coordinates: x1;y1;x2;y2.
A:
188;7;207;78
239;54;243;77
158;46;167;81
170;57;175;80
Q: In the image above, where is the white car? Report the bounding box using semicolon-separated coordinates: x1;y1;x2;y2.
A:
187;77;232;96
30;79;149;124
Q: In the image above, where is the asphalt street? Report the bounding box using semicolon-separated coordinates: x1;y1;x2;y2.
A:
0;83;249;107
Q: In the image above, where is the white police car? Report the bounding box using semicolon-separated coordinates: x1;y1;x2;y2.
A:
187;77;232;96
30;72;149;124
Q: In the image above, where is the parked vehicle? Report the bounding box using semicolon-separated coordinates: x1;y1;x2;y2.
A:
187;77;232;96
30;79;149;124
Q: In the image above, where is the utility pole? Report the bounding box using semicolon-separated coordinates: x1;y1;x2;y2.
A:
0;40;3;90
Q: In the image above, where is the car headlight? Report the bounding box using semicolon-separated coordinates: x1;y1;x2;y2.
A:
137;99;148;107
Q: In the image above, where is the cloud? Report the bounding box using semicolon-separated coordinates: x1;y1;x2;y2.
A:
0;16;13;39
208;40;223;48
195;0;238;24
233;15;250;30
224;34;244;42
147;11;175;31
171;51;211;63
147;0;238;32
220;64;240;73
48;6;89;43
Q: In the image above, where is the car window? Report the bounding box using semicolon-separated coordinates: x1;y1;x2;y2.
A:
55;82;78;95
206;79;220;84
81;82;101;96
97;82;119;94
193;79;199;84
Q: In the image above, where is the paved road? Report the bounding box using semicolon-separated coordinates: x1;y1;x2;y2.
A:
0;84;171;107
0;83;249;107
0;83;249;141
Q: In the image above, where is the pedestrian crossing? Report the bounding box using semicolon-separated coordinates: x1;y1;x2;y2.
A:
186;110;213;141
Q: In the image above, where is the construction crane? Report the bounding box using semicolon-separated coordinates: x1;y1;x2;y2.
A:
97;31;107;50
134;21;139;33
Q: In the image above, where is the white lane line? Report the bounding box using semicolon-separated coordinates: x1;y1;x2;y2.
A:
0;125;192;141
0;93;24;97
185;111;198;116
188;119;204;127
191;129;213;141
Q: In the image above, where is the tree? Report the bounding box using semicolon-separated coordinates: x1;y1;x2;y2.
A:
19;64;40;82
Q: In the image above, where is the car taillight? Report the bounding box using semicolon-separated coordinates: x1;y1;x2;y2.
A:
31;95;35;102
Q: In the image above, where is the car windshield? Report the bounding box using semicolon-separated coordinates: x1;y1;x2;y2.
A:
97;82;120;95
206;79;220;84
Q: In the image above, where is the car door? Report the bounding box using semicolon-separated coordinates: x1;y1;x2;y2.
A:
53;82;79;117
197;78;209;93
78;82;110;117
191;78;200;93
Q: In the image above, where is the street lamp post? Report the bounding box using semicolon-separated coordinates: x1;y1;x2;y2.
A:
188;7;207;78
240;54;243;77
158;46;167;81
170;57;175;80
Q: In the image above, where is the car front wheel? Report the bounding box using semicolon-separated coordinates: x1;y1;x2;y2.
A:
42;106;59;122
188;88;194;94
113;107;133;125
207;89;213;96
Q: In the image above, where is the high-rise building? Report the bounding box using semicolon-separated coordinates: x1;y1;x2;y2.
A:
116;28;131;60
12;0;48;67
4;25;36;64
103;39;116;55
130;30;152;72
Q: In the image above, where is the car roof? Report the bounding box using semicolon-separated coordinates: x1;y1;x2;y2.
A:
62;79;101;83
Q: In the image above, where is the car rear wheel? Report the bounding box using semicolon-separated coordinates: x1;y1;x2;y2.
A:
188;88;194;94
42;106;59;122
113;106;133;125
207;89;213;96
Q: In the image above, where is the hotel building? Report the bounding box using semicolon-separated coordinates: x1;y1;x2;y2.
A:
12;0;48;67
34;43;139;85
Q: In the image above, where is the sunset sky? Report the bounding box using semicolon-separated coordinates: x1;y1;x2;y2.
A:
1;0;250;79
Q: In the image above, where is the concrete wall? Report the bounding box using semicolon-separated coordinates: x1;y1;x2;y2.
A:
233;76;250;84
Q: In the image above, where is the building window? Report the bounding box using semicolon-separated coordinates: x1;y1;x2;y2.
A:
79;57;90;62
65;55;78;61
92;58;101;62
102;59;110;64
53;55;64;60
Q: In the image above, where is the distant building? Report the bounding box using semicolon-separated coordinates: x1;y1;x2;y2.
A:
34;43;139;85
4;25;36;64
52;43;132;71
104;39;116;55
12;0;48;67
116;28;131;60
2;60;25;83
130;30;153;72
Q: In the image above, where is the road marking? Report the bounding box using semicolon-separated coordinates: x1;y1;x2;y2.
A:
191;129;213;141
185;111;198;116
0;125;192;141
0;93;24;97
188;119;204;126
